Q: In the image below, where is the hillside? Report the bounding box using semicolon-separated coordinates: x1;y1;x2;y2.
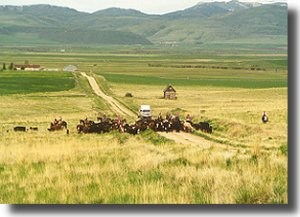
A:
0;1;287;46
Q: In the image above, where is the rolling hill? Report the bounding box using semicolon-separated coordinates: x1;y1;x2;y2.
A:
0;1;287;46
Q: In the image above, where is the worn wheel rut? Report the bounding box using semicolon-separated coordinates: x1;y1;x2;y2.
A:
81;72;136;118
158;132;228;148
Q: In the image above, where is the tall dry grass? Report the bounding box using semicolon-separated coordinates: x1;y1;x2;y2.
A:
0;128;287;204
0;69;287;204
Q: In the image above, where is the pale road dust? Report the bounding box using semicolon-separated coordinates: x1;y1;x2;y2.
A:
81;72;222;147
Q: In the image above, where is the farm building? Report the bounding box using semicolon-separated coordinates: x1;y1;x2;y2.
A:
14;64;41;71
163;85;177;100
64;65;77;72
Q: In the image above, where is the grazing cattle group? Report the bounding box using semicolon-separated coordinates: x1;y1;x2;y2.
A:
10;111;270;137
77;117;140;135
10;113;214;135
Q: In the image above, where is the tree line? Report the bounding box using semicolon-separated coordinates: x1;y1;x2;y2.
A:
1;63;14;71
1;61;29;71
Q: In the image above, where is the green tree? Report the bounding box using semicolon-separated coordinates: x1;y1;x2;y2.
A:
3;63;6;70
8;62;14;70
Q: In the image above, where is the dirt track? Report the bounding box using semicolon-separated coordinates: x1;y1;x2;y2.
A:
81;72;136;118
158;132;225;148
81;72;221;147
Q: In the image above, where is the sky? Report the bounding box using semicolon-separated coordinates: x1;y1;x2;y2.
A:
0;0;287;14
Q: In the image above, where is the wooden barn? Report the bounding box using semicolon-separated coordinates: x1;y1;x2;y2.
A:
163;85;177;100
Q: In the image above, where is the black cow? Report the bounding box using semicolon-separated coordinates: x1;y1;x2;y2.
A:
77;119;111;134
199;122;212;134
88;122;111;134
191;123;201;131
192;122;212;134
154;120;164;132
14;126;26;132
124;124;140;135
163;120;172;132
29;127;38;131
171;118;182;132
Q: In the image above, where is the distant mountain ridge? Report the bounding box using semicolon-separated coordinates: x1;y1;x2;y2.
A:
0;1;287;46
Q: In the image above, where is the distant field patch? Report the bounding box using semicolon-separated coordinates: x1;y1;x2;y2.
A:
0;71;75;95
101;73;287;89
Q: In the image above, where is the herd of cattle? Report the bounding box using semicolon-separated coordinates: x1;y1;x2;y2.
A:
75;115;212;135
12;111;269;137
13;114;213;135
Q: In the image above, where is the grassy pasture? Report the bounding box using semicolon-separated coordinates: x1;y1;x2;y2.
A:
111;83;287;149
0;71;74;95
0;48;287;204
100;73;287;89
0;130;287;204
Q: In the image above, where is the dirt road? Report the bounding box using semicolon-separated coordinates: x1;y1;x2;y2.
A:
81;72;222;147
81;72;136;118
158;132;225;148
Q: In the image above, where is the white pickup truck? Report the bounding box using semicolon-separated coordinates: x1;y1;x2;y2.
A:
139;105;151;118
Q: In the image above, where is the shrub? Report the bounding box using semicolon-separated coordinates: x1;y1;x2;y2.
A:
125;92;133;97
279;144;288;155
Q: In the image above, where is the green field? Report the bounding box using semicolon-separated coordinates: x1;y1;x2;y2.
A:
100;73;287;89
0;71;74;95
0;46;288;204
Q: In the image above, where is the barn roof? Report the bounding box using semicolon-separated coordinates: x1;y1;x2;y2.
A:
164;85;176;93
